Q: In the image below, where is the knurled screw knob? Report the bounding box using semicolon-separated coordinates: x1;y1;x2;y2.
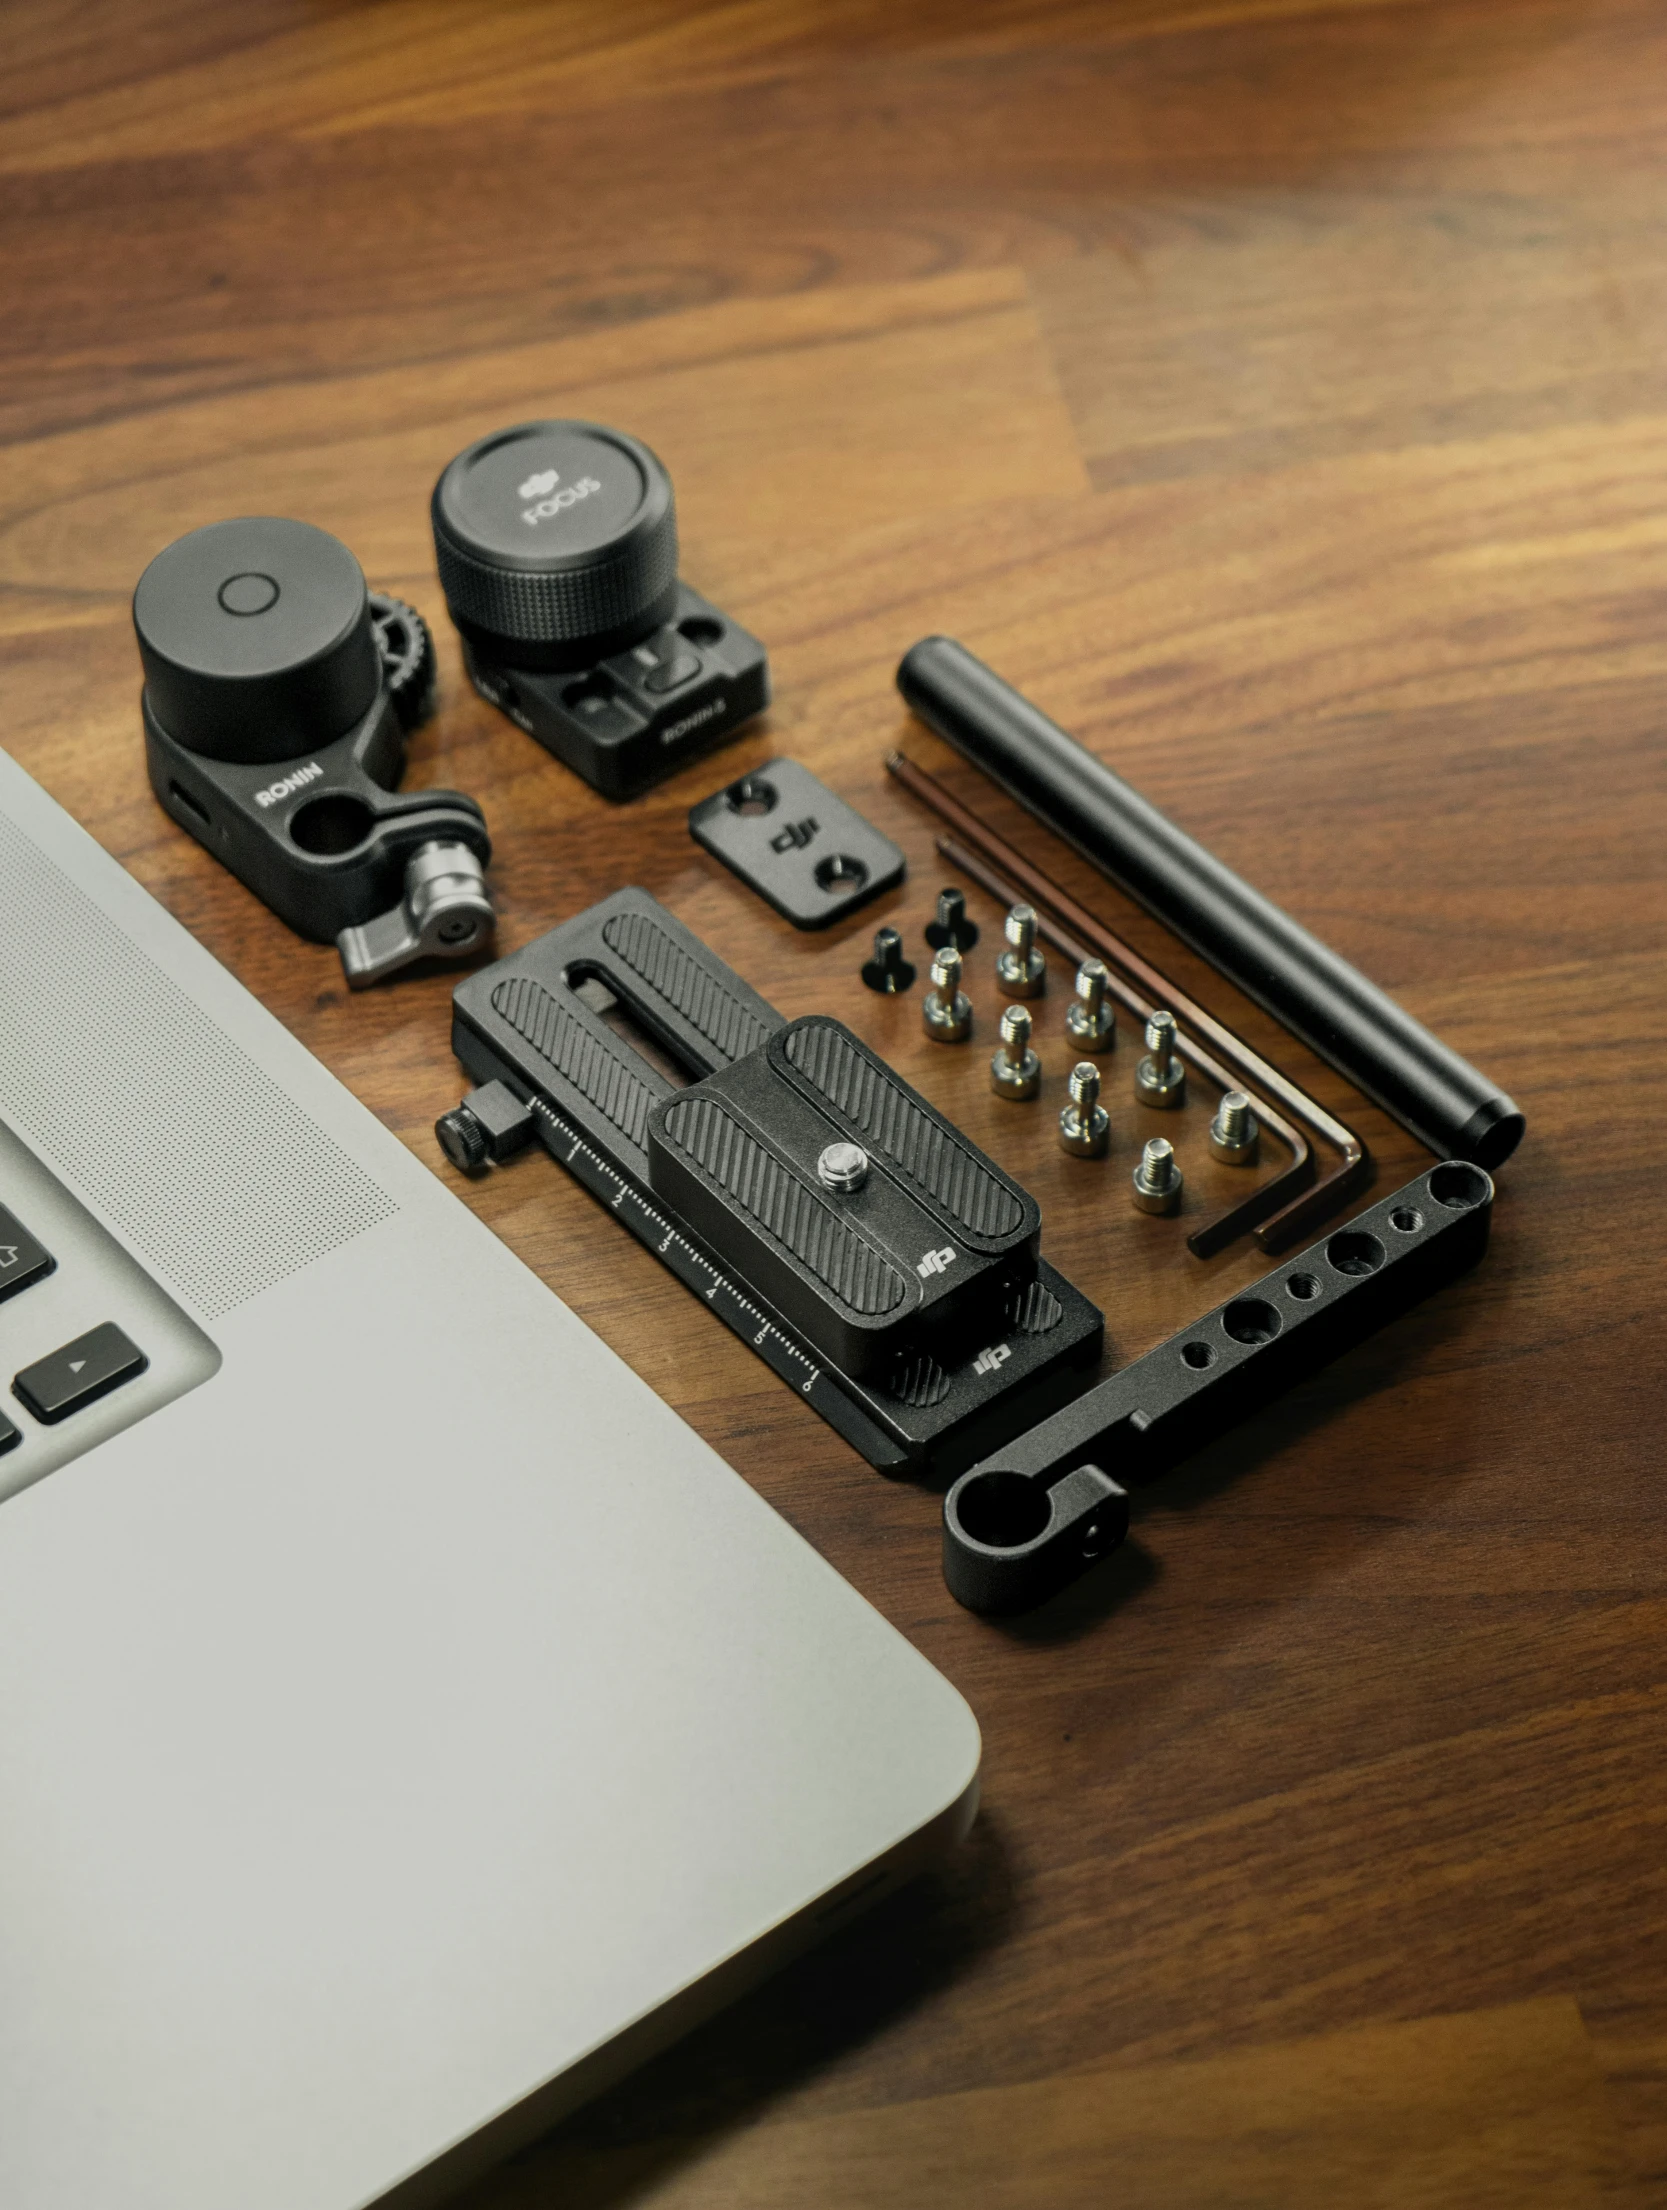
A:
924;886;979;952
1059;1060;1110;1157
923;945;973;1043
1135;1009;1186;1108
995;903;1046;997
1065;958;1116;1051
817;1140;871;1192
861;925;917;994
435;1105;488;1173
1208;1090;1260;1164
1131;1135;1183;1214
990;1005;1042;1100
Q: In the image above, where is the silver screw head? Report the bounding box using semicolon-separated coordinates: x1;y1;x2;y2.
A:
1065;958;1116;1050
923;945;972;1042
1132;1135;1183;1213
1058;1059;1109;1156
1135;1007;1186;1108
995;903;1046;997
990;1004;1041;1100
817;1140;871;1192
1208;1089;1259;1164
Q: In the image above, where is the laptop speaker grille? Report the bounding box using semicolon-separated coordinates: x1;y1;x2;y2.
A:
0;811;396;1318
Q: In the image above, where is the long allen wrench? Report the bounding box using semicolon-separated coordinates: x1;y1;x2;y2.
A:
887;752;1370;1256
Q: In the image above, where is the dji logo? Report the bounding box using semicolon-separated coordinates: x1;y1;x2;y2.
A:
518;468;604;525
973;1344;1011;1378
770;815;818;854
916;1246;956;1280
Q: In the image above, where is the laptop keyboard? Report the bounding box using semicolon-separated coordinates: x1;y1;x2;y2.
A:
0;1122;218;1506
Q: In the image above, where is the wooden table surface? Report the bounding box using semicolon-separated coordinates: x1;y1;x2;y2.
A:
6;4;1666;2203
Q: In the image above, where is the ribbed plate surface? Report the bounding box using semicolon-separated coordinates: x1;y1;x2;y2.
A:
658;1093;906;1318
601;908;774;1065
784;1019;1026;1241
491;974;658;1146
0;810;395;1320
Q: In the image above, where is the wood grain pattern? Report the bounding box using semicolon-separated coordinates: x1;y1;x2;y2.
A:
3;3;1664;2203
486;1998;1634;2209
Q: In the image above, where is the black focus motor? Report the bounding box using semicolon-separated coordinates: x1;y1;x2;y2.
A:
429;420;769;801
134;516;495;987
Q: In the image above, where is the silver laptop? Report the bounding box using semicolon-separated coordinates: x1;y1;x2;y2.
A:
0;746;980;2210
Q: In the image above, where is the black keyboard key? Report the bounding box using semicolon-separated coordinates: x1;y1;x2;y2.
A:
14;1324;147;1425
0;1409;18;1456
0;1206;54;1306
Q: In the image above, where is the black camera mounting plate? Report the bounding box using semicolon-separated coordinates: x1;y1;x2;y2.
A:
444;889;1102;1480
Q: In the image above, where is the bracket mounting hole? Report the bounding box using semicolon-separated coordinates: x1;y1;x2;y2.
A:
953;1469;1051;1552
290;793;373;855
1327;1229;1386;1277
1222;1297;1282;1346
814;853;868;893
1430;1162;1491;1210
724;775;777;817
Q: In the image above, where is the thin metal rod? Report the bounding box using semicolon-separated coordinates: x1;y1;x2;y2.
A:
887;750;1370;1252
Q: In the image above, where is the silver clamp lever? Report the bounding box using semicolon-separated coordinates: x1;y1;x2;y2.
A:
336;841;495;989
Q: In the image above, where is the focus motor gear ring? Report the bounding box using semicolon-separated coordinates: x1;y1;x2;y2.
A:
368;592;437;734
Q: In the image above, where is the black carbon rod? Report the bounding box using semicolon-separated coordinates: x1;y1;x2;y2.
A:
896;636;1524;1170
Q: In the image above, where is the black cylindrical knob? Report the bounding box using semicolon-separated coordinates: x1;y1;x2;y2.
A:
133;517;382;765
430;420;679;671
897;635;1526;1171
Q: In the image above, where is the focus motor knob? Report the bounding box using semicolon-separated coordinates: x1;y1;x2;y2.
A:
132;517;383;766
429;419;679;671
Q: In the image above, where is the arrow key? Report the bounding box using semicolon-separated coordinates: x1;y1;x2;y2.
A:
0;1205;53;1306
15;1324;146;1425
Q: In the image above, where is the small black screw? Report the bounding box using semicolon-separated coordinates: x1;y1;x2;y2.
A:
924;887;979;952
435;1105;488;1172
861;925;916;994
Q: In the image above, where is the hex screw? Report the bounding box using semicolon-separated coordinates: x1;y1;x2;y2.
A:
990;1005;1041;1100
1058;1060;1110;1157
1131;1136;1183;1214
861;925;916;994
923;945;973;1042
1208;1090;1260;1164
924;886;979;952
1135;1009;1186;1108
995;903;1046;997
1065;958;1116;1052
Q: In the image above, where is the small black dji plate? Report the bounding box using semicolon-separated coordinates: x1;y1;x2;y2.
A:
134;516;494;987
430;420;769;801
689;759;906;929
